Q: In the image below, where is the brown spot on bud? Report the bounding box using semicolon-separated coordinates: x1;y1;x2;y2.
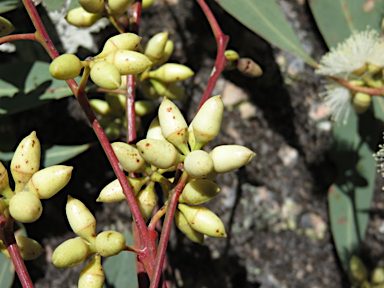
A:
146;143;150;147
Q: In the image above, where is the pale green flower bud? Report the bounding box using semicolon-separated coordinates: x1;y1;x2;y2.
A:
0;16;14;37
90;61;122;90
50;54;83;79
136;182;156;222
108;0;134;15
103;50;152;75
66;196;96;244
90;99;111;115
349;255;367;285
144;32;169;62
146;117;166;141
0;161;13;198
24;165;73;199
175;210;204;245
111;142;146;173
140;80;159;100
135;100;157;117
79;0;105;13
105;93;126;116
179;179;219;205
156;40;174;66
105;122;121;141
210;145;256;173
372;267;384;284
53;238;90;268
150;79;185;100
142;0;155;8
96;33;142;59
187;122;196;151
95;231;126;257
178;204;226;237
149;63;194;83
96;176;148;203
65;7;102;28
192;95;223;150
224;50;239;61
353;92;372;114
184;150;214;179
136;139;183;169
1;235;44;260
158;97;189;154
9;191;42;223
78;254;105;288
11;131;40;192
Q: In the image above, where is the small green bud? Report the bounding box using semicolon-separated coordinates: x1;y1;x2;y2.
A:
156;40;174;66
24;165;73;199
192;95;223;150
158;97;189;154
95;33;142;59
103;50;152;75
0;16;14;37
146;117;166;141
95;231;126;257
175;210;204;245
90;99;111;115
78;254;105;288
144;32;169;62
9;191;42;223
66;196;96;244
96;176;148;203
349;255;368;285
149;63;194;83
178;204;226;238
136;182;156;222
105;93;126;116
53;238;90;268
90;61;122;90
105;122;121;141
224;50;239;61
210;145;256;173
108;0;134;15
140;80;160;100
111;142;146;173
49;54;83;80
65;7;102;28
150;79;185;100
136;139;183;169
11;131;40;192
142;0;155;8
353;92;372;114
79;0;105;13
179;179;220;205
372;267;384;284
135;100;157;116
184;150;214;179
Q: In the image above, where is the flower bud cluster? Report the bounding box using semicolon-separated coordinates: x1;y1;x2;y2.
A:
0;132;73;224
97;96;255;244
52;196;126;287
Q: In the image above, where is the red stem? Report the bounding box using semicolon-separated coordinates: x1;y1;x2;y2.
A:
150;172;188;288
126;75;137;143
330;76;384;95
0;33;36;44
196;0;229;110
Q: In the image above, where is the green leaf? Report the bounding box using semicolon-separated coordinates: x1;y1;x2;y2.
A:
0;144;90;166
215;0;317;67
329;108;379;270
42;144;91;167
0;61;78;115
43;0;81;12
0;253;14;288
0;0;20;14
103;228;138;288
308;0;384;48
372;96;384;123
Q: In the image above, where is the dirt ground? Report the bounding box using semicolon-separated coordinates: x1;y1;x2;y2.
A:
3;0;384;287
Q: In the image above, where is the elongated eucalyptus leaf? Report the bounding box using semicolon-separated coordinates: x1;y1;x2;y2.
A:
0;61;78;115
372;97;384;123
308;0;384;48
0;144;90;166
0;253;14;288
215;0;317;67
0;0;20;14
103;228;138;288
329;107;379;271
